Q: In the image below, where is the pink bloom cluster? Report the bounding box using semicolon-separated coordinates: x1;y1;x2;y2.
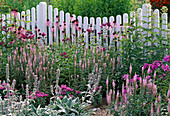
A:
28;91;48;99
60;52;69;58
62;38;71;43
163;55;170;62
58;85;83;99
4;93;15;98
60;85;74;95
143;55;170;78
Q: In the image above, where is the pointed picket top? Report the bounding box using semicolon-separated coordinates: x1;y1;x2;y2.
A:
96;17;101;45
103;17;108;47
2;14;5;35
26;10;30;30
123;13;128;32
162;13;168;47
31;7;35;39
77;16;82;37
21;11;25;28
137;8;142;31
66;13;70;39
37;2;47;43
142;4;148;47
153;9;159;47
109;16;114;46
83;16;88;47
90;17;95;48
54;8;58;44
17;12;20;26
48;5;53;45
2;14;5;27
59;10;64;44
6;14;10;25
116;15;121;51
72;14;76;45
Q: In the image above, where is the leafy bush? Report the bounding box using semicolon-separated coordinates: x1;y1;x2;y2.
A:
51;0;139;18
0;0;45;14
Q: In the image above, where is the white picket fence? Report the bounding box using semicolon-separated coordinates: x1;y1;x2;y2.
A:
1;2;169;48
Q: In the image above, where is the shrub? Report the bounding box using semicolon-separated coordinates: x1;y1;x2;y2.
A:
51;0;139;18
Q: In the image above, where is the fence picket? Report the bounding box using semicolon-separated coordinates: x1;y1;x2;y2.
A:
116;15;121;51
148;4;152;46
31;7;35;39
48;5;53;45
162;13;168;51
103;17;108;47
72;14;76;45
77;16;82;38
109;16;114;47
83;17;88;47
90;17;95;48
153;9;159;47
2;14;5;36
21;11;25;28
54;8;58;44
59;11;64;44
66;13;70;39
37;2;47;44
96;17;101;45
26;10;30;30
17;12;20;26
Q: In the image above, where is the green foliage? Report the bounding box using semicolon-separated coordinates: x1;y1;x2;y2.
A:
51;0;140;18
0;0;46;14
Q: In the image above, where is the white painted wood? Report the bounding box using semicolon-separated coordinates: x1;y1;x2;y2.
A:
6;14;10;26
137;8;142;32
48;5;53;45
116;15;121;51
123;13;128;32
96;17;101;45
162;13;168;48
2;14;5;27
83;17;88;47
31;7;35;39
109;16;114;46
66;13;70;39
153;9;159;47
142;4;148;47
17;12;20;26
90;17;95;48
6;14;10;39
37;2;47;43
103;17;108;47
26;10;30;30
2;14;5;35
54;8;58;44
148;4;152;46
77;16;82;37
59;11;64;44
21;11;25;28
72;14;76;45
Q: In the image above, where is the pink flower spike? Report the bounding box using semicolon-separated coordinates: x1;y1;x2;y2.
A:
151;103;154;116
106;76;109;86
158;94;161;102
112;80;115;89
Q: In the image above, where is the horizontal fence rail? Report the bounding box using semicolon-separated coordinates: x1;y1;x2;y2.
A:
0;2;169;48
